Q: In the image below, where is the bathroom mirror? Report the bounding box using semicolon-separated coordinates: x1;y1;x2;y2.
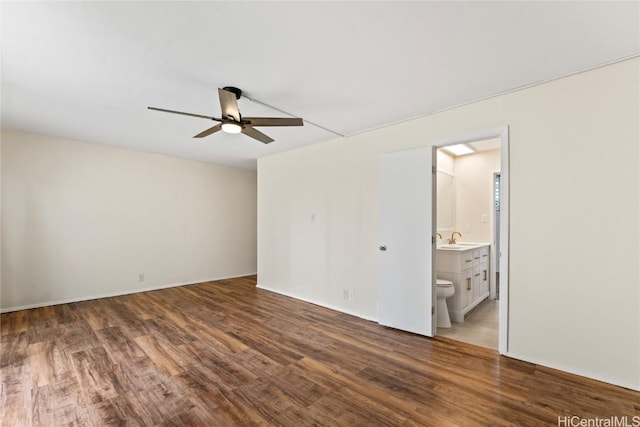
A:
436;170;455;232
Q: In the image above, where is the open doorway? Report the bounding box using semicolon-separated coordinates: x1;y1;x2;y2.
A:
432;128;509;354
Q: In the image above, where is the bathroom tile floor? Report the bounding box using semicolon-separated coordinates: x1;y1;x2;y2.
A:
438;298;498;350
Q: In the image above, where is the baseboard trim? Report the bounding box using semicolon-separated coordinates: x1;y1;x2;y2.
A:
506;351;640;392
256;284;377;323
0;272;258;313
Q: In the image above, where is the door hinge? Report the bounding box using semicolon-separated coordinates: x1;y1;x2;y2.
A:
432;236;435;245
432;306;435;315
432;166;436;174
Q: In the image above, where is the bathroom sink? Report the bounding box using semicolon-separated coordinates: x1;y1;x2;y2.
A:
437;242;488;250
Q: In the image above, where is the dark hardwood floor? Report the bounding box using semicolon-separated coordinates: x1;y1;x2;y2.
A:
1;276;638;426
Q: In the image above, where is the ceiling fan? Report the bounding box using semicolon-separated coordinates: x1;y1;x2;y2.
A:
148;87;303;144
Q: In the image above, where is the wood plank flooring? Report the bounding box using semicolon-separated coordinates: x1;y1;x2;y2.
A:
1;275;638;426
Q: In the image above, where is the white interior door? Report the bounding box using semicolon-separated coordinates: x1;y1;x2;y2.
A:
379;146;434;337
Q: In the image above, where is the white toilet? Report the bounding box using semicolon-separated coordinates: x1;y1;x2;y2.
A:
436;279;455;328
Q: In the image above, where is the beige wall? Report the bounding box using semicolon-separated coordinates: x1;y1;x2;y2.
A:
454;149;501;243
258;58;640;390
436;150;455;175
1;131;257;311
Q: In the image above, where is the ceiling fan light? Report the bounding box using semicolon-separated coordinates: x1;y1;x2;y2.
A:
222;122;242;134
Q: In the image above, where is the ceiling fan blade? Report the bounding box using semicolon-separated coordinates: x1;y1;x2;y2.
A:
242;117;304;127
241;126;274;144
148;106;221;121
218;88;241;122
193;124;222;138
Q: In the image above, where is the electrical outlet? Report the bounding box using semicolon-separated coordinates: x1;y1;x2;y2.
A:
348;290;355;301
343;289;354;301
139;273;145;282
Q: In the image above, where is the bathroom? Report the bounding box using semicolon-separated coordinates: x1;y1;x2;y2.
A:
435;138;502;349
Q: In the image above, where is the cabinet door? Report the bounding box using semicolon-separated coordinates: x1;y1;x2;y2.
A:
459;269;473;308
473;263;489;298
473;265;483;300
481;264;489;295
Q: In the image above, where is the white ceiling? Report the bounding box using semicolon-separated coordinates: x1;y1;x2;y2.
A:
2;2;638;169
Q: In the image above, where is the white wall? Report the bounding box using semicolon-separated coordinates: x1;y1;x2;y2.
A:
454;149;501;243
1;131;257;311
258;58;640;390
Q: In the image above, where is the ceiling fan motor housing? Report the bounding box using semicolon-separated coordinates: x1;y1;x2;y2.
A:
222;86;242;100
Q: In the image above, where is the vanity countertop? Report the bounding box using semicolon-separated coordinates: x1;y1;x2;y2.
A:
437;242;490;251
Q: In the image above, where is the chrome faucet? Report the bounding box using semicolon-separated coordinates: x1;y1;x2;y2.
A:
449;231;461;244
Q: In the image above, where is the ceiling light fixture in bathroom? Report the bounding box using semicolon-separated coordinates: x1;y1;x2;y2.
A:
442;144;476;156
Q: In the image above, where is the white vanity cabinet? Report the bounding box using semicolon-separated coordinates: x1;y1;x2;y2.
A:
436;244;490;323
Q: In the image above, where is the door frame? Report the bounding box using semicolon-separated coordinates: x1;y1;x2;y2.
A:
432;126;510;354
491;171;501;301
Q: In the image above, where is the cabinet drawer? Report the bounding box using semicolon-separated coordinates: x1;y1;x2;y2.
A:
437;250;474;272
479;246;489;263
472;246;490;266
